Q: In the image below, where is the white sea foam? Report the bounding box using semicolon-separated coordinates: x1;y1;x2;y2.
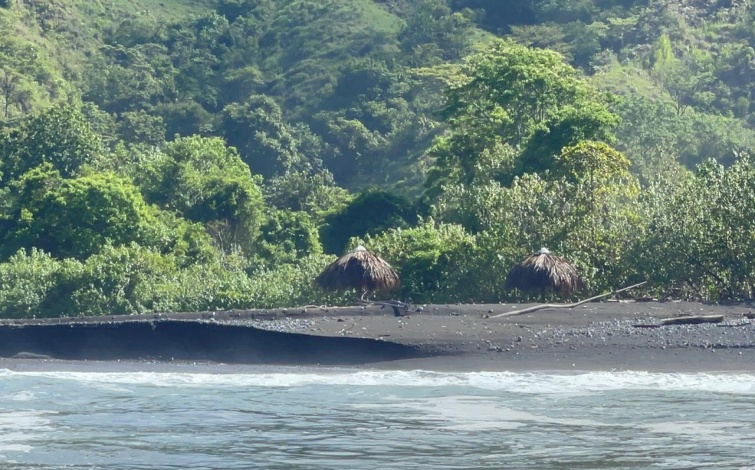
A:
0;410;53;454
1;368;753;395
357;395;612;431
642;421;752;445
1;391;36;402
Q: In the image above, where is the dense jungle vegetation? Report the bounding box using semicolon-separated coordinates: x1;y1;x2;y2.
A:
0;0;754;317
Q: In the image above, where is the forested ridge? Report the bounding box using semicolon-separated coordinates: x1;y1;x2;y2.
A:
0;0;754;317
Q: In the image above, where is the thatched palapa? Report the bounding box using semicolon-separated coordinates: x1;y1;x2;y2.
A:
505;247;580;301
315;246;400;298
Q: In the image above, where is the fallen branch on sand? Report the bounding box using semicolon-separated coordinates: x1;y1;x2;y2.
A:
355;299;410;316
660;314;724;326
633;314;726;328
490;281;648;319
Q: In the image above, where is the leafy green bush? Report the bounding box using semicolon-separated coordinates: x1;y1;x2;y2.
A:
360;219;476;303
0;166;216;263
0;245;351;318
633;155;755;301
257;210;323;265
0;249;82;318
241;254;352;308
66;244;178;316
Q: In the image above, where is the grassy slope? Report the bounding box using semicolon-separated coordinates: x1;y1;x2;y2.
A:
263;0;402;101
117;0;216;18
0;0;215;113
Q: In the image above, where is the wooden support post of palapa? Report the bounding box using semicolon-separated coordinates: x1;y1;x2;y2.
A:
660;314;724;326
490;281;648;319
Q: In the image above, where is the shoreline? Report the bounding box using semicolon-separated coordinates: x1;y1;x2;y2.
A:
1;301;753;372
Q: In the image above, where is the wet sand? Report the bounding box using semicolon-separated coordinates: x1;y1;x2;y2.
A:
1;301;753;372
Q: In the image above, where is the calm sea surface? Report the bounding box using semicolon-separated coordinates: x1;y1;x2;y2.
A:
1;364;754;469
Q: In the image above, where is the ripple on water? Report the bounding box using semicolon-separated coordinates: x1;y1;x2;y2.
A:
0;368;753;469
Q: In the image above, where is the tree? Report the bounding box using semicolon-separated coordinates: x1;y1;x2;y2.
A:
220;65;266;106
399;0;474;64
0;69;23;120
0;166;205;261
554;141;640;285
217;0;265;22
69;244;179;316
426;39;618;194
0;248;84;318
615;94;755;177
428;141;518;232
156;101;215;139
449;0;536;32
651;36;716;116
134;136;265;255
85;43;175;114
519;101;620;175
117;110;166;146
264;169;350;215
555;141;633;201
221;95;303;178
446;40;580;146
613;94;686;183
322;116;386;181
0;104;105;183
319;189;417;254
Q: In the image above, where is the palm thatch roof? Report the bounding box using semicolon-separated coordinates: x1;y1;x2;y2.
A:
315;246;399;295
504;248;580;297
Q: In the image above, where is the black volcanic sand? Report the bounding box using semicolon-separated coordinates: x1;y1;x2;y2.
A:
1;301;754;372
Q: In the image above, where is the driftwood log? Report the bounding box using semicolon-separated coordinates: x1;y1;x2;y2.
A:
660;314;724;325
490;281;647;319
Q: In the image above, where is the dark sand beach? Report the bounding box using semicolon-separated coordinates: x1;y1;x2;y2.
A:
1;301;753;372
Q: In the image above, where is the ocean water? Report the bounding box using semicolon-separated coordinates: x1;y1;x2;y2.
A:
1;365;754;469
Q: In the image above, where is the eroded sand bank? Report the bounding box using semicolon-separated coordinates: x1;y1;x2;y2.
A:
1;301;753;372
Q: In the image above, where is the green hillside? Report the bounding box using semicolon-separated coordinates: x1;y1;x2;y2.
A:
0;0;216;118
1;0;754;317
5;0;752;186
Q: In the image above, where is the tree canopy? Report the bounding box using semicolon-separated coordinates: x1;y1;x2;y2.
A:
0;0;754;316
